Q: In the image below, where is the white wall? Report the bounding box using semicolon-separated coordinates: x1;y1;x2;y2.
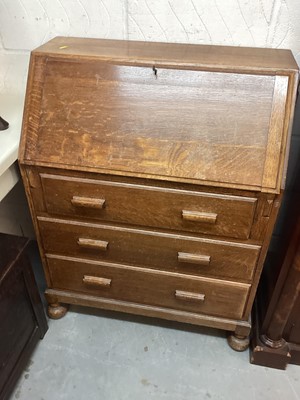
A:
0;0;300;63
1;0;300;238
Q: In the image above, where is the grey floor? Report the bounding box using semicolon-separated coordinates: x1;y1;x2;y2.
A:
9;244;300;400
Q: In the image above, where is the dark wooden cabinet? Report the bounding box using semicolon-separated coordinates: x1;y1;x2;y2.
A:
251;129;300;369
0;234;48;400
19;37;298;350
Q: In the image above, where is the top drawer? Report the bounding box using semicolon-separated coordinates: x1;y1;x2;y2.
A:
40;173;257;239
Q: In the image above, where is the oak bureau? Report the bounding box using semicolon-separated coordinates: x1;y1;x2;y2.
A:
19;37;298;350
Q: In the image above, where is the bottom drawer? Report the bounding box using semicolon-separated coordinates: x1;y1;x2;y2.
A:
47;255;250;320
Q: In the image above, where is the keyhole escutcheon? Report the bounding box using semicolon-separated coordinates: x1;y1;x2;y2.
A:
152;66;158;79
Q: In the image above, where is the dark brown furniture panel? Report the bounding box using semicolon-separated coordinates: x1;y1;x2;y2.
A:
251;194;300;369
0;234;48;400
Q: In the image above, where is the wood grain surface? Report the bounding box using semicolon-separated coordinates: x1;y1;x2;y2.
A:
32;37;298;73
23;59;276;191
46;254;250;320
19;40;298;193
40;172;257;239
38;216;261;281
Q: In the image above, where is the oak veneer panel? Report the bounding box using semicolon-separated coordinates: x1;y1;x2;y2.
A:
24;59;275;190
19;39;298;194
38;217;260;281
40;173;257;240
46;255;250;320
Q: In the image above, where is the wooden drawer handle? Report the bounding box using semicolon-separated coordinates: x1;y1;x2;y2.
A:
178;252;211;266
175;290;205;303
71;196;105;209
182;210;217;224
83;275;111;287
77;238;108;251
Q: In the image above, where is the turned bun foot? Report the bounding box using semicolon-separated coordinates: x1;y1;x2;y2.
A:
47;303;68;319
227;333;250;352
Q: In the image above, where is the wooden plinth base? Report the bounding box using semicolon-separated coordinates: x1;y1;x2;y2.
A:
250;302;292;370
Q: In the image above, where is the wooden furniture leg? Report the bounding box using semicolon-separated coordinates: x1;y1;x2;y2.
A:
227;332;250;352
47;302;68;319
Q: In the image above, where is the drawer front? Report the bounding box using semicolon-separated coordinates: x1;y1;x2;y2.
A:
38;217;261;281
47;255;250;320
40;173;257;239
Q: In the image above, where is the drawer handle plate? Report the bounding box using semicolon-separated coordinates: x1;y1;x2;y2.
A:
71;196;106;209
175;290;205;303
77;238;108;251
83;275;111;287
178;252;211;266
182;210;217;224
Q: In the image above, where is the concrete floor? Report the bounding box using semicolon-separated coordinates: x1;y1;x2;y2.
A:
9;243;300;400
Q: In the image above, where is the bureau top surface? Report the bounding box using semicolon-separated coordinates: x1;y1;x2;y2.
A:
33;37;298;72
19;37;298;193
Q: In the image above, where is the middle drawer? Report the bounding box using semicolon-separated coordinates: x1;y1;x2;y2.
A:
38;217;261;281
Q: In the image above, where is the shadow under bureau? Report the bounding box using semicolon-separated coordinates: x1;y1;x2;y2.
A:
19;37;298;350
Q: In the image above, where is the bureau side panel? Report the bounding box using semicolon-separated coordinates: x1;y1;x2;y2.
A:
19;165;52;287
243;193;283;319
